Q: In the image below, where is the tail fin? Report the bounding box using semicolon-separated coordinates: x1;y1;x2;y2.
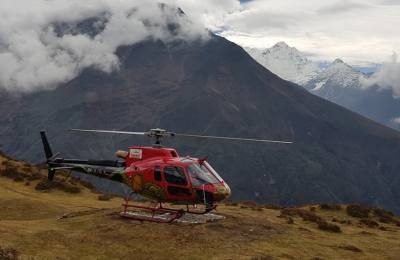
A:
40;130;55;181
40;131;53;159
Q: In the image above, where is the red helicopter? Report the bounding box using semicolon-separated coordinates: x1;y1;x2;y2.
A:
40;128;292;223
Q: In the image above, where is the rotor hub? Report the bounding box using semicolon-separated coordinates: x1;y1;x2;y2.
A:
145;128;176;147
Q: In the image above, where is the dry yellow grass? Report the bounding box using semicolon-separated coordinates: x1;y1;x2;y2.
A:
0;155;400;260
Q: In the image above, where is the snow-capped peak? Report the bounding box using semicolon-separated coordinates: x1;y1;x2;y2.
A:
273;41;290;49
307;58;363;91
244;42;365;91
245;42;320;85
333;58;344;64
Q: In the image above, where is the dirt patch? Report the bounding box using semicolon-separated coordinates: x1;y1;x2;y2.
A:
280;208;322;223
35;180;81;194
359;218;379;228
1;167;27;181
0;162;43;183
98;194;114;201
0;198;63;220
373;208;394;218
250;256;274;260
67;176;96;191
263;204;282;210
240;201;265;211
58;208;110;220
225;202;239;207
373;208;400;226
319;204;342;211
281;208;341;233
346;205;370;218
359;231;376;236
337;244;362;252
338;219;352;225
0;246;19;260
318;221;341;233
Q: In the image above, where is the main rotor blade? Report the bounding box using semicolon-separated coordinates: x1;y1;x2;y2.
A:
69;128;293;144
69;129;146;136
174;133;293;144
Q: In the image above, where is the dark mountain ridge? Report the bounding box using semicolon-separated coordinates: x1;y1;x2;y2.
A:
1;36;400;213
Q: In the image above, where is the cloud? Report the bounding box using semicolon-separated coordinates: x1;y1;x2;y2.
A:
381;0;400;5
176;0;241;32
2;0;399;93
216;0;400;65
392;117;400;124
317;0;371;15
0;0;212;93
224;9;297;32
360;53;400;97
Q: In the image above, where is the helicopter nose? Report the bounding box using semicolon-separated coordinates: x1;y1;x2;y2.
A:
213;184;231;201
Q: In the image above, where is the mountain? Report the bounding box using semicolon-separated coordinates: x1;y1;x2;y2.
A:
1;34;400;213
306;59;362;91
245;43;400;131
1;163;400;259
245;42;321;85
304;59;400;131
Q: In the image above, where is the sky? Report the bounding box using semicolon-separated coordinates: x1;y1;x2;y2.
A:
0;0;210;92
190;0;400;96
0;0;399;93
205;0;400;66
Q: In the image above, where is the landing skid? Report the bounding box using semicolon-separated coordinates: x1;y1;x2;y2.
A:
184;204;217;215
120;203;184;223
119;192;217;223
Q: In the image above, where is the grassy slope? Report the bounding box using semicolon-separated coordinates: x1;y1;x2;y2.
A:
0;155;400;260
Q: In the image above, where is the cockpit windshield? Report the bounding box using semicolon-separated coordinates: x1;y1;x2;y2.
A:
187;162;220;186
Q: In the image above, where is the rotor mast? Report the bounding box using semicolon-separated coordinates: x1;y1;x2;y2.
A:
145;128;176;147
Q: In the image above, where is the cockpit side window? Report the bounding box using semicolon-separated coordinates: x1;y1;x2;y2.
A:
164;166;187;186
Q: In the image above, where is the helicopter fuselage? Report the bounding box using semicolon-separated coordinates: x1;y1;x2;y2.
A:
122;146;231;205
47;145;231;206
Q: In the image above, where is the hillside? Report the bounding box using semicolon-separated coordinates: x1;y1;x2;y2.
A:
1;34;400;213
1;154;400;259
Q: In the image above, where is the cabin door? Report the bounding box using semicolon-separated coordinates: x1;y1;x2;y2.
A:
162;166;192;201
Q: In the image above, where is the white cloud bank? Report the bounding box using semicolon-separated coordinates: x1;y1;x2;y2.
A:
392;117;400;125
2;0;399;94
0;0;221;92
361;53;400;97
213;0;400;97
218;0;400;66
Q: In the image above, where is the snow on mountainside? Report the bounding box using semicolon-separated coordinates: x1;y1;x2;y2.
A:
244;42;400;131
244;42;364;89
304;59;400;132
245;42;320;85
306;59;364;92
